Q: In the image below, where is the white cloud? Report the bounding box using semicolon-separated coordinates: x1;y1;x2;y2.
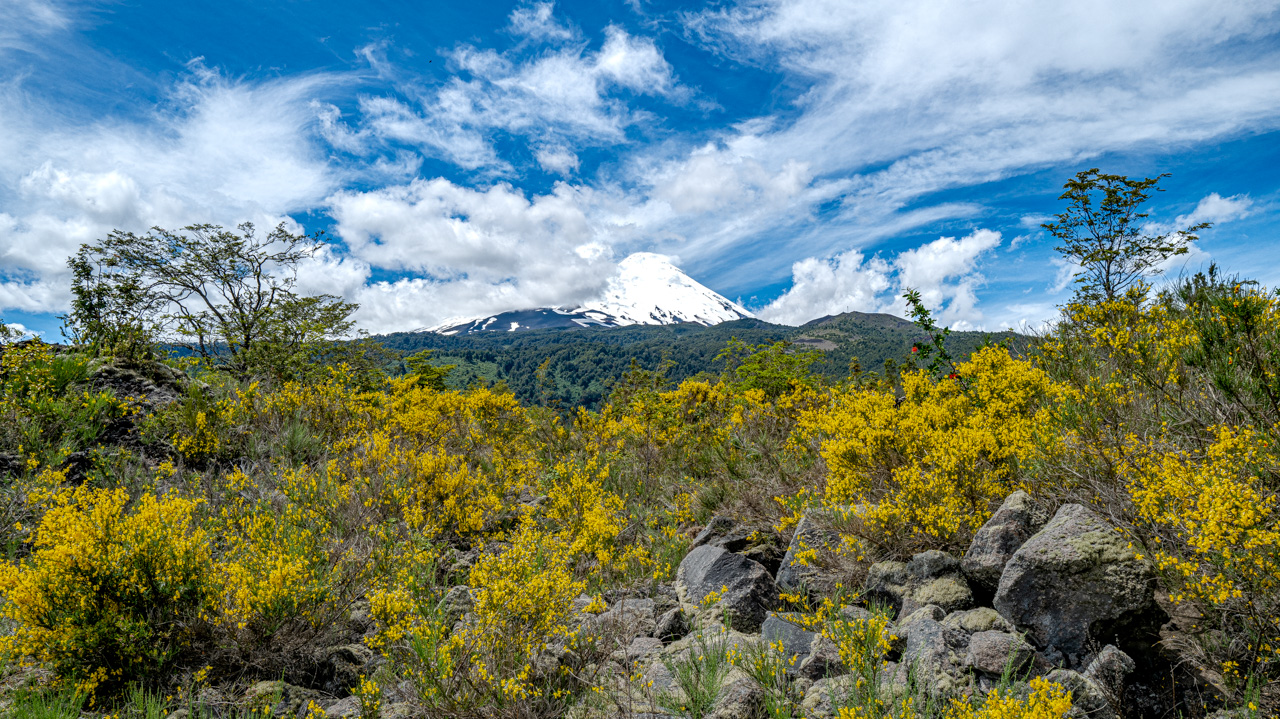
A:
759;229;1002;328
0;320;38;339
535;145;580;175
508;2;577;43
594;26;676;93
648;144;813;215
1139;192;1254;279
0;66;344;314
1175;192;1253;227
1049;257;1079;294
0;0;70;54
327;178;627;332
4;1;1280;335
672;0;1280;268
335;25;681;174
757;249;892;326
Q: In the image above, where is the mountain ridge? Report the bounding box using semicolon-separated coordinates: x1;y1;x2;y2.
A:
377;309;1026;409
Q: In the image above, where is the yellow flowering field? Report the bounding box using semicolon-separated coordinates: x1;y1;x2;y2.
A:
0;271;1277;717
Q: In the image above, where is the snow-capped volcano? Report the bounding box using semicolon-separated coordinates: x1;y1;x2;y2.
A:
427;253;754;335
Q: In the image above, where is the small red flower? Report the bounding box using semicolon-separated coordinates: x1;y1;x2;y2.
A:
911;346;918;354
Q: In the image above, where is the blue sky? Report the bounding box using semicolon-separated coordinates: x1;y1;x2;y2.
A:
2;0;1279;337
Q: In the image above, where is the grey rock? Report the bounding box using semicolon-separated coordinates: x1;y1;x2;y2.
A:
592;598;658;641
797;634;846;680
571;593;597;614
1083;645;1136;699
962;490;1041;597
440;585;473;625
839;605;872;622
347;601;373;636
761;612;818;665
242;681;321;717
314;643;375;695
692;515;753;552
676;545;780;632
898;604;946;626
196;688;227;709
653;607;689;642
799;675;861;719
993;504;1161;666
449;546;481;576
1045;669;1115;719
899;612;968;694
942;607;1012;634
864;550;974;617
777;510;842;594
610;636;664;667
382;702;413;719
964;630;1035;676
707;668;766;719
323;697;360;719
89;360;185;409
662;627;761;667
909;549;962;578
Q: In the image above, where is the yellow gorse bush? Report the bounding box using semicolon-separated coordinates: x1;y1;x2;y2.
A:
0;485;214;694
1124;425;1280;677
944;676;1073;719
1039;282;1280;687
800;346;1062;553
543;458;625;567
367;521;588;714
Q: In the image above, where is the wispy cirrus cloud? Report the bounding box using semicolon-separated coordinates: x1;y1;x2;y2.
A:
0;0;71;55
0;65;345;313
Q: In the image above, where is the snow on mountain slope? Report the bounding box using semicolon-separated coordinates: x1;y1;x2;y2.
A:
426;253;754;335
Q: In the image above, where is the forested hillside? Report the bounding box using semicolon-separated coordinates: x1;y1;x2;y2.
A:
376;313;1022;409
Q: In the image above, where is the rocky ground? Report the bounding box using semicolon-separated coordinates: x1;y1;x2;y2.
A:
203;490;1237;719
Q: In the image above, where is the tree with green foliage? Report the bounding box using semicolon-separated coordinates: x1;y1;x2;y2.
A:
902;288;958;381
64;245;163;362
67;222;362;379
716;338;821;398
405;349;456;391
0;319;22;344
1043;168;1209;303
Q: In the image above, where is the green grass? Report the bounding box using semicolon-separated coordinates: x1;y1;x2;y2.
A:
6;687;85;719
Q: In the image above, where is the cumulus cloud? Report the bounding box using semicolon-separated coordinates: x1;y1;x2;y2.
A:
759;229;1002;329
1175;192;1253;227
0;319;38;338
335;22;681;174
757;249;892;326
327;178;625;332
535;145;580;175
